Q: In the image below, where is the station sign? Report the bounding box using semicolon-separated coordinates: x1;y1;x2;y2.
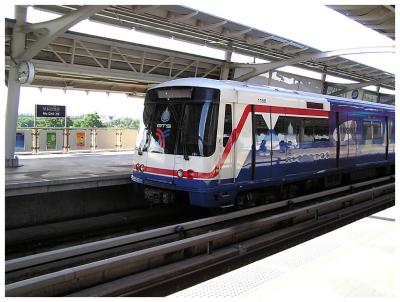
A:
35;105;66;118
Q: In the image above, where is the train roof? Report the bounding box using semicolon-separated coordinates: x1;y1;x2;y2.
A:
152;78;394;112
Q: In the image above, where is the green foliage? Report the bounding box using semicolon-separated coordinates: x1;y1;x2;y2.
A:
37;117;73;127
104;118;140;129
72;119;84;128
17;113;138;129
78;112;104;128
17;116;72;127
17;116;34;127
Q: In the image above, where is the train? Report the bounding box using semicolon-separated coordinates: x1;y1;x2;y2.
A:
131;78;395;208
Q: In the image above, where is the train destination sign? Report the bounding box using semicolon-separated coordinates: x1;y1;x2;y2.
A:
35;105;66;118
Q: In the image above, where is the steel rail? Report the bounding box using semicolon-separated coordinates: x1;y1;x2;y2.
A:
5;181;394;297
5;175;393;273
116;194;394;297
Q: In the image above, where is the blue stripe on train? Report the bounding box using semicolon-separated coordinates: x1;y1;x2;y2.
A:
132;152;393;208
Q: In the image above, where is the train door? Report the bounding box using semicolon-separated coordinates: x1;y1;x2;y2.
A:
372;116;386;161
270;113;286;179
234;104;254;183
284;115;305;177
337;111;350;167
218;103;235;183
346;112;358;164
359;116;386;163
388;117;395;161
253;110;272;180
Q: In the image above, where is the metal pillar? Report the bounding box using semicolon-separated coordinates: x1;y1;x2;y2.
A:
376;85;381;103
321;67;327;94
220;45;232;80
5;6;27;167
5;5;107;167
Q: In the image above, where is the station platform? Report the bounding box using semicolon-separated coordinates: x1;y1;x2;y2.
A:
5;151;134;196
170;206;396;298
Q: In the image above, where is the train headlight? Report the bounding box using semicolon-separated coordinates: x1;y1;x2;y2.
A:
139;164;145;172
177;169;184;178
187;169;196;179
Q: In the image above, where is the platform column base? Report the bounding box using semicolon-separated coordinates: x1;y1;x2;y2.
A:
5;157;20;168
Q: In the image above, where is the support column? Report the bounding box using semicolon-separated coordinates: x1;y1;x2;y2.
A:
5;6;27;167
267;70;272;86
321;67;327;94
220;45;232;80
376;85;381;103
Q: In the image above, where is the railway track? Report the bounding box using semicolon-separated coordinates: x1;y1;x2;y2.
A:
5;175;394;297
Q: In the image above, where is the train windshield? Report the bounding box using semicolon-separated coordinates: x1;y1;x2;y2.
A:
139;86;220;157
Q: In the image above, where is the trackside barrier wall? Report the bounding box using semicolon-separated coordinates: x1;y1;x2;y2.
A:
38;129;64;152
14;128;138;154
68;129;93;152
96;128;119;150
14;129;33;153
120;129;137;150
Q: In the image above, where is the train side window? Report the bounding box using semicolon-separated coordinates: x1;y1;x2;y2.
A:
313;118;329;142
389;119;395;143
339;123;347;141
223;104;232;147
285;116;301;148
303;120;314;142
362;121;372;140
274;117;286;151
372;121;382;140
303;118;329;143
254;114;269;152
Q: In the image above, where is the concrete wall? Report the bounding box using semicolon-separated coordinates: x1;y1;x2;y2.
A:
5;184;146;229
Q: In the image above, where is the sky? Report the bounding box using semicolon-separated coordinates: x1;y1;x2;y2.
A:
3;0;397;119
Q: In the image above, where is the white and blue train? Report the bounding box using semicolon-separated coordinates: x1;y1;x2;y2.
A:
131;78;395;208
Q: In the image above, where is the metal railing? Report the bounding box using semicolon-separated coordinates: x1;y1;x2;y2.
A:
15;127;138;154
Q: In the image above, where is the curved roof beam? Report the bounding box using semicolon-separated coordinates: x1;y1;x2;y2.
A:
233;46;395;82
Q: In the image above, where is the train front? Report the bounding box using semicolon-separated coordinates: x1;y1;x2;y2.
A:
131;83;222;207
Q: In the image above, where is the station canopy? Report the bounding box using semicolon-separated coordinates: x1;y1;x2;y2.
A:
5;5;395;97
328;5;395;40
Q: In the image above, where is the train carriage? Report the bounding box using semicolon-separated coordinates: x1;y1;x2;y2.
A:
131;78;395;208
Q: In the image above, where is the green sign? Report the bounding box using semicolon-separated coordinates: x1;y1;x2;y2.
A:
46;132;57;150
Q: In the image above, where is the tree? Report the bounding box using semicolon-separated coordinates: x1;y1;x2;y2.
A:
37;117;73;127
79;112;104;128
72;119;84;128
104;117;140;129
17;116;73;127
17;116;34;127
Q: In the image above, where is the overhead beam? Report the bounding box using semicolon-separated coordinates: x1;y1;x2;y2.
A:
167;10;199;22
16;5;108;62
198;19;227;30
233;46;395;82
224;28;252;38
5;57;171;84
329;77;394;96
